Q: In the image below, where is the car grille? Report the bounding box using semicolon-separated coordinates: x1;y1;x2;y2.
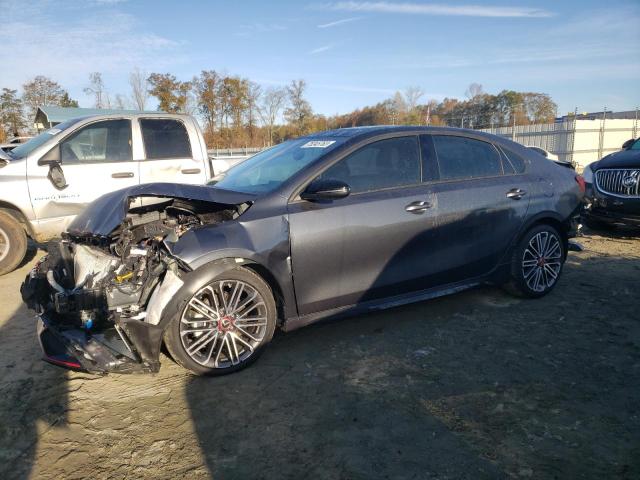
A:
595;169;640;197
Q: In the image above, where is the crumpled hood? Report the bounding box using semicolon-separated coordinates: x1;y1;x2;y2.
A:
67;182;256;237
595;149;640;169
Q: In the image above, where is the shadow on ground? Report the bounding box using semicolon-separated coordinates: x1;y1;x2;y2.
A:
1;238;638;479
184;243;640;479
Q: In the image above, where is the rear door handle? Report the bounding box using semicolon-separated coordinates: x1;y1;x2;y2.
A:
405;200;432;214
112;172;134;179
506;188;527;200
181;168;201;175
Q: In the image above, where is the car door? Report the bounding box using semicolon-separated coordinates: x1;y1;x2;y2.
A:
28;119;139;234
288;135;441;316
137;118;207;186
424;134;531;284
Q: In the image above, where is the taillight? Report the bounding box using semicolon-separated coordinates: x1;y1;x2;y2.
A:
575;175;586;193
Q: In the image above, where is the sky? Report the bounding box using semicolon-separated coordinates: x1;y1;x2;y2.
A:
1;0;639;117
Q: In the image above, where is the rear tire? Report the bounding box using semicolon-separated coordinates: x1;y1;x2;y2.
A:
0;210;27;276
164;266;277;376
505;224;564;298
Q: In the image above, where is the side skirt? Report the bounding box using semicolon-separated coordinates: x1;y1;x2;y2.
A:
281;278;487;332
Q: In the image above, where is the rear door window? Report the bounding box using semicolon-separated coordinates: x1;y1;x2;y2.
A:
432;135;503;180
140;119;192;160
318;136;421;193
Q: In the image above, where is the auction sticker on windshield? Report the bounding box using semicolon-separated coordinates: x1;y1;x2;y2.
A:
301;140;336;148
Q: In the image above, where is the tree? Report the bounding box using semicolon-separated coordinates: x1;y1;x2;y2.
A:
465;83;484;100
404;86;424;111
258;86;287;145
129;68;149;110
147;73;192;113
0;88;25;137
245;81;261;140
284;79;313;135
59;92;78;108
84;72;110;108
22;76;74;119
114;94;128;110
193;70;221;136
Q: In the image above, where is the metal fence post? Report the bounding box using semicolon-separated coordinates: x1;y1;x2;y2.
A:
597;107;606;160
569;108;578;166
633;107;638;139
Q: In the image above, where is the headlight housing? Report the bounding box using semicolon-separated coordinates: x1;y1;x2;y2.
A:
582;164;594;184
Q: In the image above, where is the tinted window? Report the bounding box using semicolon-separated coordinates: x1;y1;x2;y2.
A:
319;137;420;193
433;135;503;180
502;148;526;173
140;119;192;159
419;135;439;182
60;120;132;163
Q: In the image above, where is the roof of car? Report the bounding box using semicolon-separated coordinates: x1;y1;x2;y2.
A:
305;125;500;142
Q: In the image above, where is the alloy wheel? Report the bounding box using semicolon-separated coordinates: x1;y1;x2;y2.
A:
180;280;268;368
0;227;9;263
521;231;562;293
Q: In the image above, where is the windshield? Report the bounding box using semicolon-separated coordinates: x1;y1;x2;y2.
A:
9;118;83;159
630;138;640;150
209;138;346;194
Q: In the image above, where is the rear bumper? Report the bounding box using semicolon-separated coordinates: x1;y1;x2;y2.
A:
583;208;640;227
36;314;159;374
583;182;640;227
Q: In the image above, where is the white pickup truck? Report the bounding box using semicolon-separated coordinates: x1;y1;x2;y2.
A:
0;113;213;275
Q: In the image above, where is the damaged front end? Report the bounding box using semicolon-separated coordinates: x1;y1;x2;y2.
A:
21;183;253;374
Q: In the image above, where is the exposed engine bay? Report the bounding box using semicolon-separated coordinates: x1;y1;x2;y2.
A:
22;193;250;373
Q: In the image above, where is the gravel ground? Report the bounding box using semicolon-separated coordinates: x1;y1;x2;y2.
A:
0;230;638;480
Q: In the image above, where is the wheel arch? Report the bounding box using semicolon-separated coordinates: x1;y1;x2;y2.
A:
517;212;569;259
0;201;34;237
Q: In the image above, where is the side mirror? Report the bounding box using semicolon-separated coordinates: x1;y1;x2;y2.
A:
47;164;68;190
622;138;635;150
38;145;61;166
301;179;351;202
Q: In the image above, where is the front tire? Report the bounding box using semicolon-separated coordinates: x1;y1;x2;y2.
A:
0;210;27;276
505;224;565;298
164;266;277;376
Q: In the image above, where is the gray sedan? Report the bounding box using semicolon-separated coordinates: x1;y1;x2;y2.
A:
22;126;584;376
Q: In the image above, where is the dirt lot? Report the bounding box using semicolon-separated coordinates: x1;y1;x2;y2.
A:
0;230;638;480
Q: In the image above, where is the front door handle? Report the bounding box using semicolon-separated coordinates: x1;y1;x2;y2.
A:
506;188;527;200
181;168;201;175
112;172;134;179
405;200;432;214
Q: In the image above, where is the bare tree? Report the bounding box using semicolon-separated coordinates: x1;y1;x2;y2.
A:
404;86;424;111
245;81;261;140
465;83;484;100
129;68;149;110
284;79;313;135
84;72;109;108
258;86;287;145
114;94;128;110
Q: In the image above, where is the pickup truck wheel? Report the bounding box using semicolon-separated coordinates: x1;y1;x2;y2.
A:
164;266;277;376
0;211;27;276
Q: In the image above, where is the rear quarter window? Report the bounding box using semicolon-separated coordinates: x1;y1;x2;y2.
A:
501;147;527;173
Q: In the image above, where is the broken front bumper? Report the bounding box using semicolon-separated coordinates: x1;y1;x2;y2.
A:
36;314;162;374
